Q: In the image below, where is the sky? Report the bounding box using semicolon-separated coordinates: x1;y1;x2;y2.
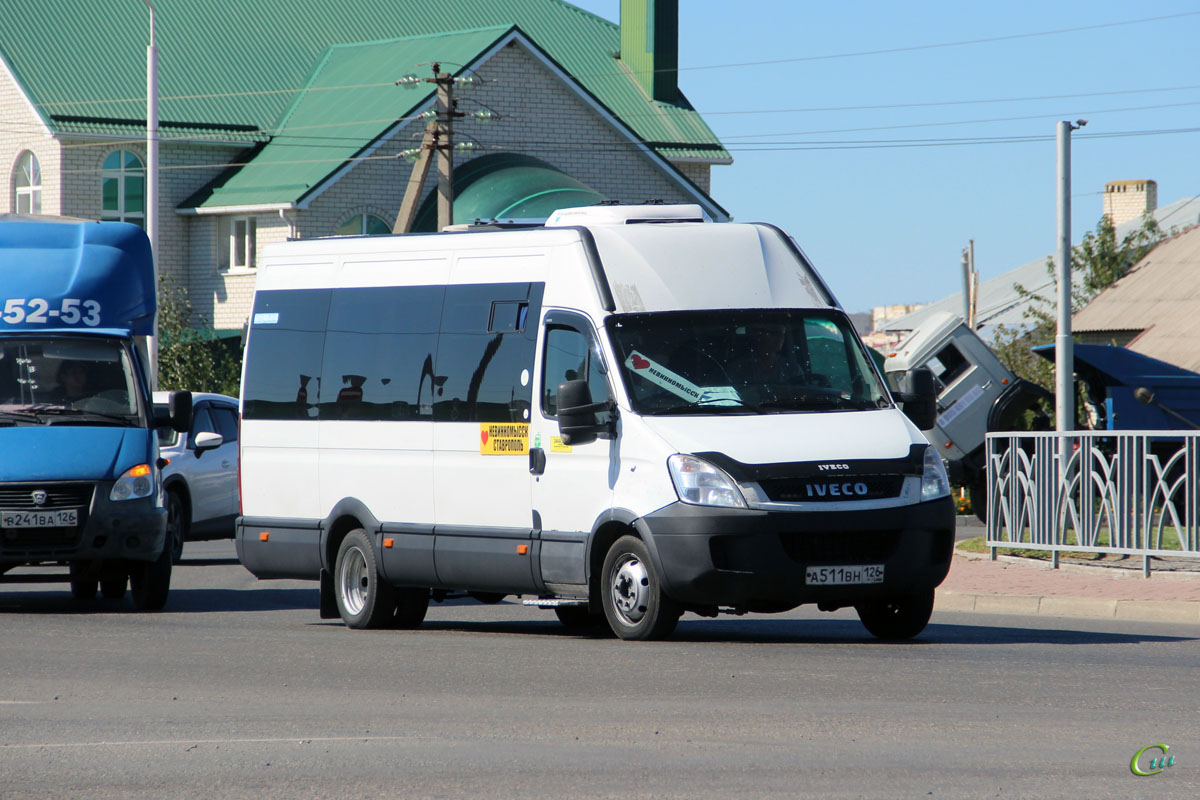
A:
568;0;1200;314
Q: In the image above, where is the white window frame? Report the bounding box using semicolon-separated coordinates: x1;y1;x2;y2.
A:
220;215;257;273
15;151;41;215
100;150;145;226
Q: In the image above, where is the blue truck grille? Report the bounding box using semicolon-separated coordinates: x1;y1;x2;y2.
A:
0;482;93;556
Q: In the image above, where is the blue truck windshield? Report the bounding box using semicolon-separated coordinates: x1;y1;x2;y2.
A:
605;310;890;415
0;337;143;426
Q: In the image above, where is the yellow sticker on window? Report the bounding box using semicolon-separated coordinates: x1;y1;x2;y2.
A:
480;423;529;455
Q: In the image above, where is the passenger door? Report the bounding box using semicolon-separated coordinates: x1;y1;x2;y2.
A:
184;404;227;525
530;312;616;589
207;403;240;524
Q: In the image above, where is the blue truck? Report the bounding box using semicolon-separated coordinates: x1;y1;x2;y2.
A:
0;216;191;609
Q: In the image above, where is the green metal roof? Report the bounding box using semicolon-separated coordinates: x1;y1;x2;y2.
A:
0;0;728;207
410;153;608;232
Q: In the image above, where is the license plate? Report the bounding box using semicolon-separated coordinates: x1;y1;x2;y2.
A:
805;564;885;585
0;509;79;528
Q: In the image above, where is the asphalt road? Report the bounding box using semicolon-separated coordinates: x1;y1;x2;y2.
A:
1;539;1196;800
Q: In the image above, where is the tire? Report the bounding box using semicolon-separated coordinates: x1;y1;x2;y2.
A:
554;604;602;630
601;535;681;641
334;529;394;629
390;587;430;629
855;589;935;640
100;576;127;600
130;546;172;611
69;568;97;601
166;490;187;564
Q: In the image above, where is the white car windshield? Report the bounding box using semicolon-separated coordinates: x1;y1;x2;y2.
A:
605;310;890;416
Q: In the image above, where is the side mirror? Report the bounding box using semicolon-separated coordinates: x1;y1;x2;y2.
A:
556;379;613;446
897;367;937;431
193;431;224;453
154;390;193;433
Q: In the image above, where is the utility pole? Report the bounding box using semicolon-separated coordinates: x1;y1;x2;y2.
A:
143;0;159;387
393;64;472;233
1055;119;1086;433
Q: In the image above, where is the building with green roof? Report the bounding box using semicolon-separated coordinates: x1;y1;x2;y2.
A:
0;0;729;332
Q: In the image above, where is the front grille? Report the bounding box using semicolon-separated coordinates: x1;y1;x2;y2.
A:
781;530;899;565
0;483;95;510
759;475;905;503
0;482;93;556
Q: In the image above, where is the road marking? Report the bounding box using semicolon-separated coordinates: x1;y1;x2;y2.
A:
0;700;43;705
0;735;415;750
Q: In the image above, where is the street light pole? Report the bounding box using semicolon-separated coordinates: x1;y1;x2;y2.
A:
1054;119;1086;433
143;0;159;388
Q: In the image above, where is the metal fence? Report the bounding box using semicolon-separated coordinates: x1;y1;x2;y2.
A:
985;430;1200;574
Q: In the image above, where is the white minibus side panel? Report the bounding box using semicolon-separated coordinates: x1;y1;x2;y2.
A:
318;421;435;525
240;421;322;519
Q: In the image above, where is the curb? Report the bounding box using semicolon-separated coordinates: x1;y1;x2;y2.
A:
935;588;1200;623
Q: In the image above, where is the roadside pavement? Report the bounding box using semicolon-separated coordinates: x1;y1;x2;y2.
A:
936;517;1200;624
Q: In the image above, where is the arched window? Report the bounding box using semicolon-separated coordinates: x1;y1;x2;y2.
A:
101;150;145;227
15;151;41;214
337;213;391;236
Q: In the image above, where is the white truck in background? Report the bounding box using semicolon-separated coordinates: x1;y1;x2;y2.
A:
882;311;1051;520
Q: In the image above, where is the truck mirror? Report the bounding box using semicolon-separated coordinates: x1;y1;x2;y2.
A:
556;379;601;446
167;390;193;433
898;367;937;431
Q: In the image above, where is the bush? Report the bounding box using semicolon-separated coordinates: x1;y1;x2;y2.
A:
156;278;242;397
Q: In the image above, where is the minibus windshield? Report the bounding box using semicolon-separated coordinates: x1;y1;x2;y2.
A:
606;310;891;416
0;338;143;426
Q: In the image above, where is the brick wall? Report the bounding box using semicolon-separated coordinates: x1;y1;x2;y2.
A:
1103;179;1158;227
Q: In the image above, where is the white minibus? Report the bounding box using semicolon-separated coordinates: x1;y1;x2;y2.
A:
236;205;952;640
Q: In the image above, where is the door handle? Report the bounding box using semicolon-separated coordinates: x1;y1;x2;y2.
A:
221;461;232;468
529;447;546;476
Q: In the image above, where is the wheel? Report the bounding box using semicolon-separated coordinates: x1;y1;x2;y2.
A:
855;589;935;640
69;563;97;601
601;535;681;641
100;576;127;600
390;587;430;629
166;490;187;564
130;545;172;611
554;604;602;629
469;591;506;604
334;529;394;629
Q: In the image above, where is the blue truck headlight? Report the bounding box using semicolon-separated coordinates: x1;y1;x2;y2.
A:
110;464;155;502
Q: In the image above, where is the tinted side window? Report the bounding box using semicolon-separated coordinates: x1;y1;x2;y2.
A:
242;289;330;420
926;342;971;391
433;283;544;423
320;286;444;420
542;326;610;422
211;406;239;443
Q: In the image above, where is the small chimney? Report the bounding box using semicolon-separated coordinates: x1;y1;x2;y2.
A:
620;0;678;102
1103;179;1157;227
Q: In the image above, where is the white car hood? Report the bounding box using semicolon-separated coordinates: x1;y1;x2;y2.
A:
639;409;919;465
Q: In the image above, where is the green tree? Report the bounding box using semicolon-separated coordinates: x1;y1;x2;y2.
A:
992;214;1166;389
156;277;242;396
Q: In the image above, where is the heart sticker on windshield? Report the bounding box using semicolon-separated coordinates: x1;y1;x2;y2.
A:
631;354;650;369
481;430;489;445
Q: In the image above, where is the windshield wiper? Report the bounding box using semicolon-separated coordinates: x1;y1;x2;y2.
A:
0;409;41;424
645;397;765;415
26;405;137;426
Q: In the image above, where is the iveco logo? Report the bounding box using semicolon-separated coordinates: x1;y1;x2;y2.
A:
806;482;869;498
817;463;850;471
31;490;47;506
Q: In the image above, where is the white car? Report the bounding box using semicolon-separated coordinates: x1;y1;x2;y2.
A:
155;391;239;562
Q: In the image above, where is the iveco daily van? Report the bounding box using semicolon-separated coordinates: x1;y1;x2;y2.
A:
236;205;952;640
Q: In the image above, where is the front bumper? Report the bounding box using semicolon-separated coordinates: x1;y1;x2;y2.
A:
638;496;955;609
0;481;166;566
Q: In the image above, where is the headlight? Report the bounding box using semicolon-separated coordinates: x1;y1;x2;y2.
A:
668;454;747;508
110;463;155;502
920;446;951;501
